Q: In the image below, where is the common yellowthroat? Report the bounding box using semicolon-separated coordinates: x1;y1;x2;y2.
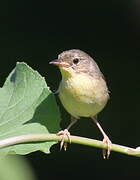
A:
50;49;112;158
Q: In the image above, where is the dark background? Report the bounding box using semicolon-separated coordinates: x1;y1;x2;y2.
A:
1;0;140;179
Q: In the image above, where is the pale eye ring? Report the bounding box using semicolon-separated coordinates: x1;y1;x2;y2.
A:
73;58;79;64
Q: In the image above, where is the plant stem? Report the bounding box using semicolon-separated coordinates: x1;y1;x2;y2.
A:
0;133;139;157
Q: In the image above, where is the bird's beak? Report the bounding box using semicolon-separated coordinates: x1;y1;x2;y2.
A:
49;59;70;67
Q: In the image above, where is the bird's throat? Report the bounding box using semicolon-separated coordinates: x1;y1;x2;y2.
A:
59;67;74;80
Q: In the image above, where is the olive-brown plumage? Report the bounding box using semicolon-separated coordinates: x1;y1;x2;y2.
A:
50;49;112;158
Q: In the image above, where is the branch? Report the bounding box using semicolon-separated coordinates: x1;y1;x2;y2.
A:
0;133;140;157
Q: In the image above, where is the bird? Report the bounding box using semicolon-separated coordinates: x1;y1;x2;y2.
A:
49;49;112;158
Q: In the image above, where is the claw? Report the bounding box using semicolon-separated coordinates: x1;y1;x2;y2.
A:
102;135;112;159
57;129;71;151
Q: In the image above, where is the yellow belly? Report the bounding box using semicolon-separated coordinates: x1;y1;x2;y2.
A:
59;74;109;119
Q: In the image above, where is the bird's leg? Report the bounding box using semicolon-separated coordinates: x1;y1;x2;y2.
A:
57;117;77;151
92;116;112;159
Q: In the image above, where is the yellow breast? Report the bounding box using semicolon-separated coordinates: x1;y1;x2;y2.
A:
59;73;109;119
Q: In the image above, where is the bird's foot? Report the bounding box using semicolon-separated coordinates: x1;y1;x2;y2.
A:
102;135;112;159
57;129;71;151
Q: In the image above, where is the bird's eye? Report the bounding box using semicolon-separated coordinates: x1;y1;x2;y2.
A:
73;58;79;65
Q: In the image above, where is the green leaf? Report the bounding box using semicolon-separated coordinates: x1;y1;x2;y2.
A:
0;155;36;180
0;62;61;156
